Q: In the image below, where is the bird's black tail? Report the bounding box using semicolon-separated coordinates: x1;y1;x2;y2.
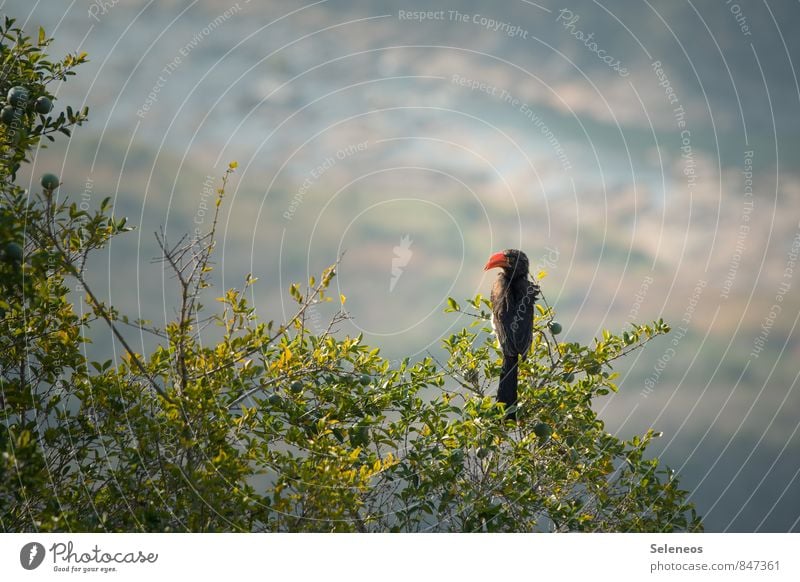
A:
498;355;519;420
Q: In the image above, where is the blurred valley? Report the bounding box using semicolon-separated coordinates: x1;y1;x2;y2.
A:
5;0;800;531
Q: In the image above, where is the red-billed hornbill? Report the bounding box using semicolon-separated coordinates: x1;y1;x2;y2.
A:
484;249;540;419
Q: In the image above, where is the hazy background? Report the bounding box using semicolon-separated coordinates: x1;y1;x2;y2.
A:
5;0;800;531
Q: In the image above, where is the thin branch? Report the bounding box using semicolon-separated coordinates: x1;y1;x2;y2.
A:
25;192;170;401
194;258;343;383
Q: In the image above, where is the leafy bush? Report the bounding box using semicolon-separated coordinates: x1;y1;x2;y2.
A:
0;19;701;532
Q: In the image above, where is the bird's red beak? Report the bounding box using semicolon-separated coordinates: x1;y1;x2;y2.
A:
484;251;510;271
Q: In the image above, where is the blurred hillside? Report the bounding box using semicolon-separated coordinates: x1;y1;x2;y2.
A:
5;0;800;531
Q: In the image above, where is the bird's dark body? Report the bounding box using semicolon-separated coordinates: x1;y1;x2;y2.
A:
486;250;539;419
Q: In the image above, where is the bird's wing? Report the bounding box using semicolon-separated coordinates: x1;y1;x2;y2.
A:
506;279;538;356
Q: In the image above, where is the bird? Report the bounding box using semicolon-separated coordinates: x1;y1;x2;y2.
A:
484;249;540;419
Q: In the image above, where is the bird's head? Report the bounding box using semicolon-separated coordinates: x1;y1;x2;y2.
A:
484;249;530;279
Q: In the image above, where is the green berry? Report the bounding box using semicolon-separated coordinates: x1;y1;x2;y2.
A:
268;394;282;406
533;422;553;439
1;105;16;125
4;242;23;262
41;173;60;190
359;374;371;386
289;381;304;394
586;363;601;375
7;86;29;107
34;96;52;114
350;425;369;447
549;321;563;335
476;447;490;459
